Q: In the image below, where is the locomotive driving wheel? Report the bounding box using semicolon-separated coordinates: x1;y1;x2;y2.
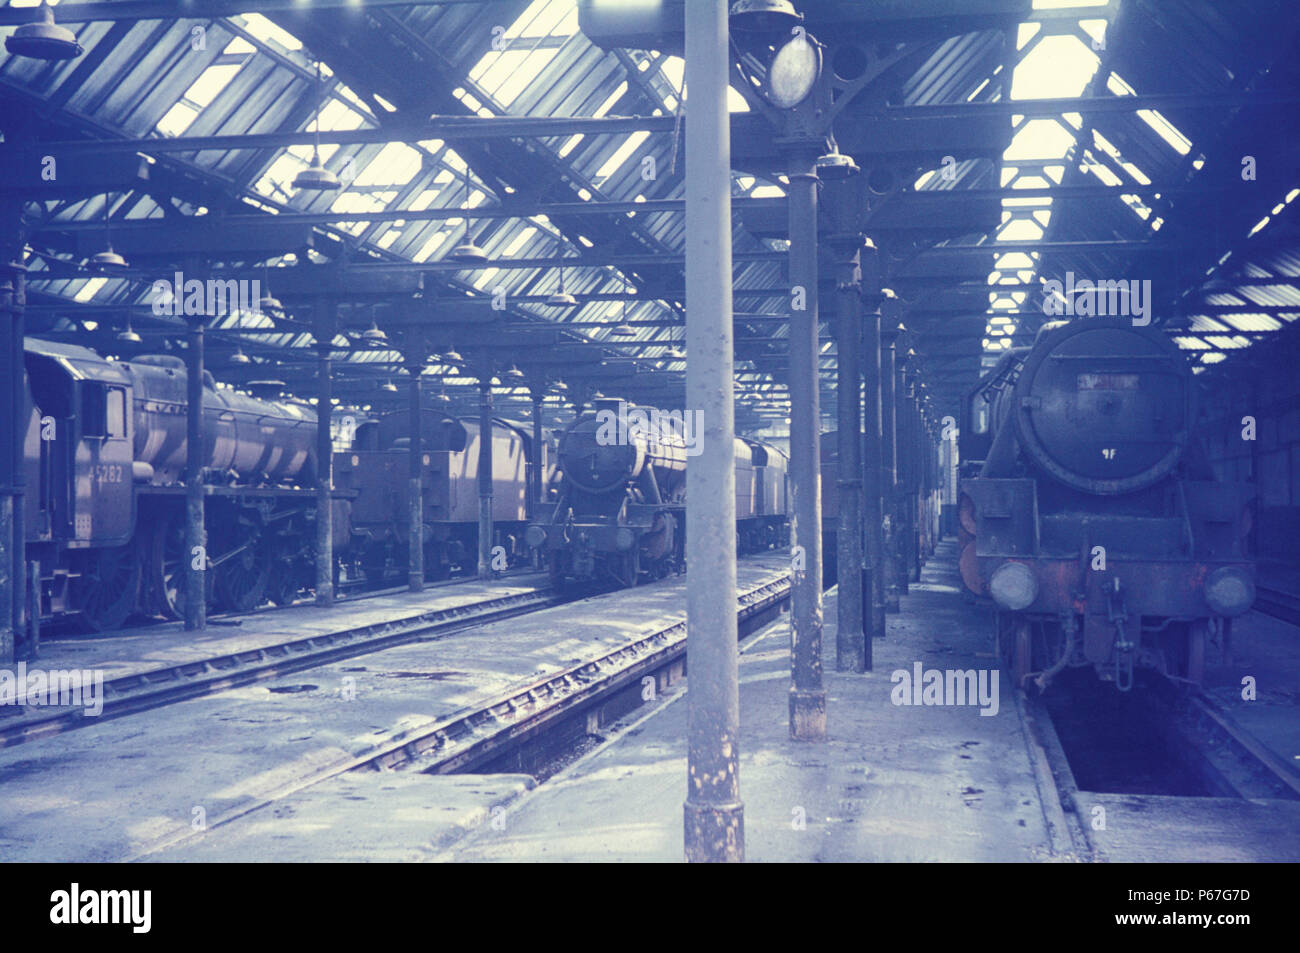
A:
423;542;450;582
361;542;389;589
266;556;301;606
71;544;141;633
149;517;212;620
212;527;271;614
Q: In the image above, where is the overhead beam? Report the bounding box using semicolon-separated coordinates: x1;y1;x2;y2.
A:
0;0;511;24
72;220;315;260
37;196;787;231
0;149;150;197
35;116;677;154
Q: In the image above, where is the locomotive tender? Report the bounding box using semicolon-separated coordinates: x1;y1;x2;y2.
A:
958;317;1256;691
526;398;790;588
819;430;942;588
334;408;537;583
22;337;541;633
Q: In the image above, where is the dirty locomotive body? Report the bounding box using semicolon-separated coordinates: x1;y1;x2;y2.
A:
526;398;790;589
958;319;1255;691
334;407;538;585
21;338;536;633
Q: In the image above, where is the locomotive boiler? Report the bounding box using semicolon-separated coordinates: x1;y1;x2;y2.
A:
526;398;789;589
958;318;1256;691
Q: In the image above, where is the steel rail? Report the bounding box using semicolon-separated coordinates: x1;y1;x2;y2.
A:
0;585;559;748
128;570;791;860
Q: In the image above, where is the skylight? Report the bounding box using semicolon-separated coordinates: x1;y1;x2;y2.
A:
983;3;1108;358
153;38;251;138
238;13;302;52
467;0;577;109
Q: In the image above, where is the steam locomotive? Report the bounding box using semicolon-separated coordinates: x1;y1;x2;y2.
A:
525;398;790;588
21;337;535;633
334;408;538;584
958;318;1256;691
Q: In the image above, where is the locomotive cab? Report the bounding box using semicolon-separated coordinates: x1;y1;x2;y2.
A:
24;339;136;549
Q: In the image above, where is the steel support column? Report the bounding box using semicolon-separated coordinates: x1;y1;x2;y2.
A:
477;377;494;578
880;321;901;612
860;276;886;641
899;365;918;588
407;370;424;593
895;362;911;592
528;384;545;519
683;0;742;863
827;187;865;673
920;409;935;563
314;302;335;608
0;260;21;663
785;147;826;740
184;315;207;630
9;263;24;660
26;558;38;659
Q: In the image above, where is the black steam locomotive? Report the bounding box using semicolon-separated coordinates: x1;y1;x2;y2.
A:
23;337;323;632
22;337;535;633
526;398;790;588
959;318;1256;691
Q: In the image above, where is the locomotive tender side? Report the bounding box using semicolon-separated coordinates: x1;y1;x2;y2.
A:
334;408;535;583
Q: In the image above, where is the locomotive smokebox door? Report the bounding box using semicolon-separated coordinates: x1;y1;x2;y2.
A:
1012;318;1193;496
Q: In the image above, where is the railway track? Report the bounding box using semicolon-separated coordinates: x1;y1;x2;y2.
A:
1016;672;1300;862
37;565;547;639
129;571;792;861
1256;585;1300;626
1;584;561;749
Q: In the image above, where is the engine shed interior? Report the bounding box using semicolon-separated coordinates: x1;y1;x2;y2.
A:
0;0;1297;876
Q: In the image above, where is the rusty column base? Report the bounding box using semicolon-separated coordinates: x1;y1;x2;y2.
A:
684;800;744;863
789;687;826;741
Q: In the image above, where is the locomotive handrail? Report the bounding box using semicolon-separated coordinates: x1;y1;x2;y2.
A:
1175;478;1195;556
